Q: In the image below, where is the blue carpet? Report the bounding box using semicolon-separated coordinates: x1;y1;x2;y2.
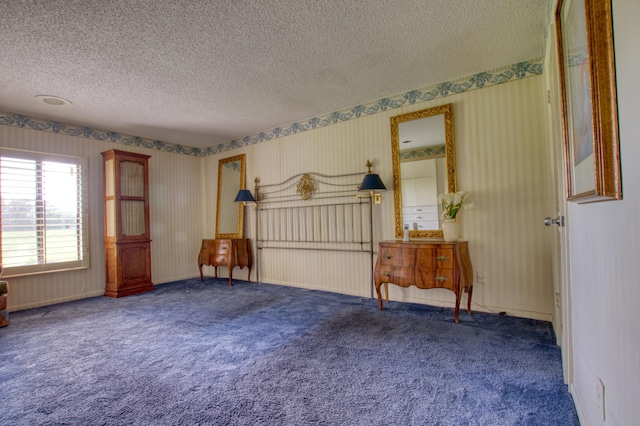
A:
0;278;579;425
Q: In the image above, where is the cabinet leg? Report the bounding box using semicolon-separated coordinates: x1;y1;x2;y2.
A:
374;282;384;310
199;265;204;282
467;286;473;314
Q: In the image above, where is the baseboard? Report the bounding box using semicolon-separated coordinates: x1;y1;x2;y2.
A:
470;302;553;322
569;382;586;425
381;291;553;322
9;289;105;312
255;279;370;300
10;276;552;324
8;275;215;313
154;274;201;285
253;279;553;322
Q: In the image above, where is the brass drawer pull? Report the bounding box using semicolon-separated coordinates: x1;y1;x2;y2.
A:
384;254;393;259
383;271;391;277
436;276;448;282
437;256;449;261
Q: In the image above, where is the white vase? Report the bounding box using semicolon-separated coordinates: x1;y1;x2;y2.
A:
442;219;460;242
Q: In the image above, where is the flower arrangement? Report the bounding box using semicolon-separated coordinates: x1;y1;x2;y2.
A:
438;191;473;220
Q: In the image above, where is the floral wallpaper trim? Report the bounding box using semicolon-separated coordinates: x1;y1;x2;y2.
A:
0;58;542;157
0;114;201;156
400;145;446;161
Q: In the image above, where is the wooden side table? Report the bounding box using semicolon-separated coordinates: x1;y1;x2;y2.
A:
198;239;252;286
374;240;473;322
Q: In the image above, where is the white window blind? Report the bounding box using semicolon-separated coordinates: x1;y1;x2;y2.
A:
0;147;89;277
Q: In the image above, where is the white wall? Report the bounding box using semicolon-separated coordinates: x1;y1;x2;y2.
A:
554;0;640;424
204;74;557;321
1;125;203;311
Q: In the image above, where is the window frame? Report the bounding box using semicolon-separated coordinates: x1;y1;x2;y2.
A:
0;147;89;278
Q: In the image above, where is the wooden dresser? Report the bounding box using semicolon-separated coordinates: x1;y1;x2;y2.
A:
198;239;252;286
374;240;473;322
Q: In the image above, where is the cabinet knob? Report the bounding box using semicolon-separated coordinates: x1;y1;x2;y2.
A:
219;257;226;262
384;254;393;260
383;271;391;277
437;256;449;262
436;276;448;282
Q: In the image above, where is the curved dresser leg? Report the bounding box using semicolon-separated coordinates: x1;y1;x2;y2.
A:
375;282;384;310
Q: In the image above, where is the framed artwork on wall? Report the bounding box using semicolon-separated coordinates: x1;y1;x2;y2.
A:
555;0;622;203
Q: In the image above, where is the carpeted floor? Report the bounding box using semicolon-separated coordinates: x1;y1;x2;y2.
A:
0;278;579;425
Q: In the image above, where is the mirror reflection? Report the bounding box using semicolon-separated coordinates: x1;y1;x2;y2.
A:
391;104;456;238
215;154;246;239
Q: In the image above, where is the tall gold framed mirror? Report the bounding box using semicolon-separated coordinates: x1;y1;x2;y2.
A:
391;103;456;239
215;154;246;239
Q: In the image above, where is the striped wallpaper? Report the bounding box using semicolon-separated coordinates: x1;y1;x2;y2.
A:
2;68;554;322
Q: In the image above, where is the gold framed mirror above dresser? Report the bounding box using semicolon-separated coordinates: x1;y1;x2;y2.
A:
390;103;456;239
215;154;246;239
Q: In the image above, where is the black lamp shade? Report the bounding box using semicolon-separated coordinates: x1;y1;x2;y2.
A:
234;189;256;203
359;173;386;191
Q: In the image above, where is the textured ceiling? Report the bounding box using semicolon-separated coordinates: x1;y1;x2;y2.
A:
0;0;548;150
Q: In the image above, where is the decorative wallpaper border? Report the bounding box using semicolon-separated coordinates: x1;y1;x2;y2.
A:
0;114;201;156
0;58;542;157
400;145;446;162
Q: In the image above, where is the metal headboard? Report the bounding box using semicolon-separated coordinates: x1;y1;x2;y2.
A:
254;170;375;295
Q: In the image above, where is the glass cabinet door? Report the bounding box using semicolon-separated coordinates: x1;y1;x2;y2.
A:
120;160;146;237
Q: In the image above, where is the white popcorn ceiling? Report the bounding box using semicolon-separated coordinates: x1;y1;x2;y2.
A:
0;0;548;149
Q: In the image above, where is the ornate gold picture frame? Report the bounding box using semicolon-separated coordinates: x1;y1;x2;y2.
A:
555;0;621;203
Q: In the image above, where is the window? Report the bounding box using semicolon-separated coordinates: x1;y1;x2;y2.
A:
0;147;89;277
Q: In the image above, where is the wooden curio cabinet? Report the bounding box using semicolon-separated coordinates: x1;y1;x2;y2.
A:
102;149;154;297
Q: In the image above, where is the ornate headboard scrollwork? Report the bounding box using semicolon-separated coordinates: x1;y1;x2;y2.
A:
296;174;316;200
253;169;378;295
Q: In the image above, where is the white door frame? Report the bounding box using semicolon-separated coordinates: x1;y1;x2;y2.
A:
545;22;574;385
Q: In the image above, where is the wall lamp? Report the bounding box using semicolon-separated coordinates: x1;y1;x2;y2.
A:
357;160;386;298
234;189;257;206
358;160;386;204
234;185;259;280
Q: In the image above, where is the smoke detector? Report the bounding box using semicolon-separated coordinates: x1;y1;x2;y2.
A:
35;95;73;106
